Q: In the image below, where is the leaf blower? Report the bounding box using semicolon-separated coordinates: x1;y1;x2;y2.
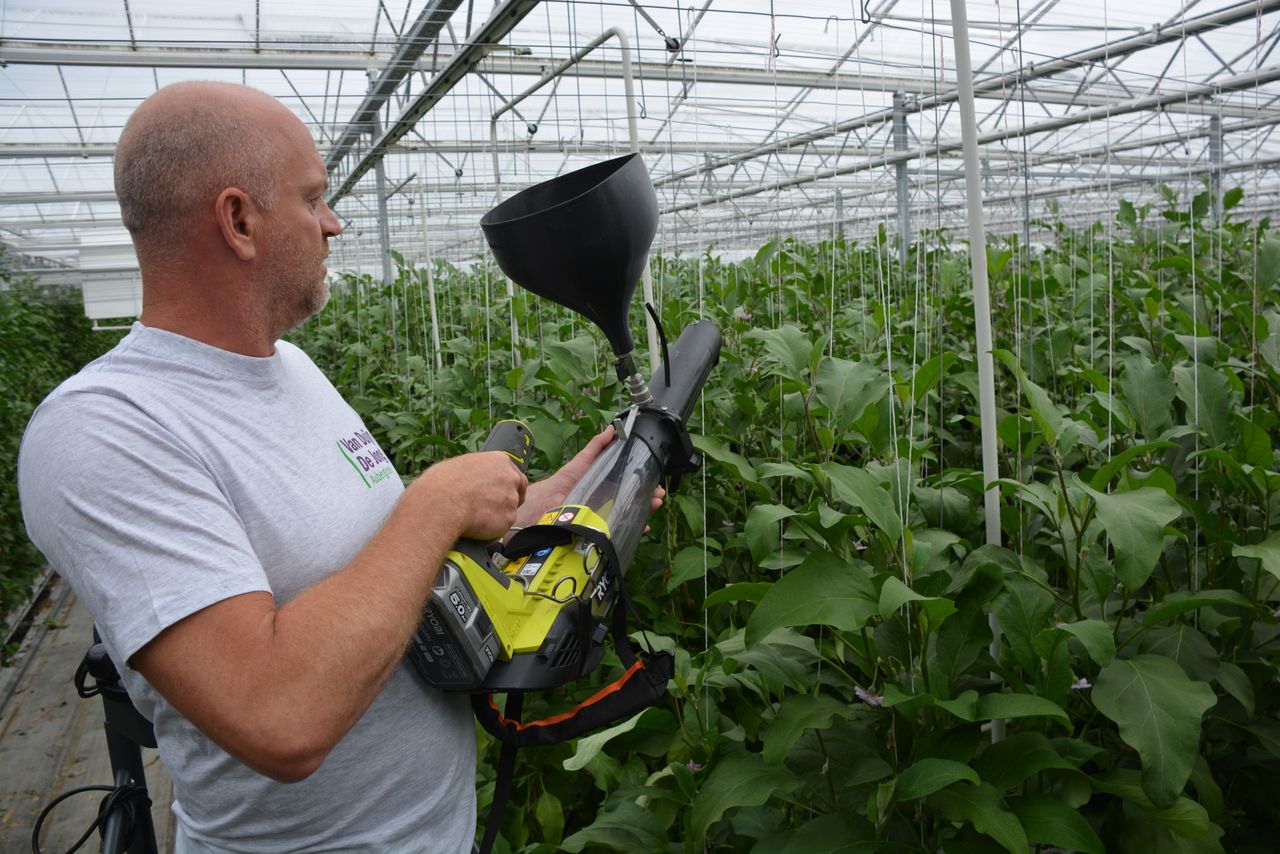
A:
404;153;721;853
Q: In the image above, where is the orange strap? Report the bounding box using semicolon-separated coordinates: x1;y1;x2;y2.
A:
486;660;646;732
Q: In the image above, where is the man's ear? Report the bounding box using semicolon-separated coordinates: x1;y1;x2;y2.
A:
214;187;260;262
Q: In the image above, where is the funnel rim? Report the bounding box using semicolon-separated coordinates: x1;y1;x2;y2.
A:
479;152;642;230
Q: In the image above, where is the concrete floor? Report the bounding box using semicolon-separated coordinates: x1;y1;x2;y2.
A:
0;576;175;853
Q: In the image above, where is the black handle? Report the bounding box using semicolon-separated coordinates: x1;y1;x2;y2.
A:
481;419;534;474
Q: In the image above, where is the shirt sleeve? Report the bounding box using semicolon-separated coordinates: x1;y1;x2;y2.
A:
18;389;271;667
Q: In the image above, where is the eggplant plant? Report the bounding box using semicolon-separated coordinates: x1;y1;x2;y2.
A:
288;187;1280;853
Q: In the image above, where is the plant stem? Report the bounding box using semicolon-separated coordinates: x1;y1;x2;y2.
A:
814;728;839;809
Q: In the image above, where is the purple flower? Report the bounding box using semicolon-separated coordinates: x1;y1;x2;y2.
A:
855;686;884;707
1071;677;1091;690
686;759;704;773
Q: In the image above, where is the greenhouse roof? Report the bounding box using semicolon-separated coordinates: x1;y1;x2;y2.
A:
2;0;1279;286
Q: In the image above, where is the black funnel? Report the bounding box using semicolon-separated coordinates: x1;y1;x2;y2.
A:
480;153;658;356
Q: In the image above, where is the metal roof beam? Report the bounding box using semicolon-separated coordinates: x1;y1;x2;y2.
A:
5;42;1256;119
662;62;1280;215
327;0;542;204
323;0;463;171
654;0;1280;190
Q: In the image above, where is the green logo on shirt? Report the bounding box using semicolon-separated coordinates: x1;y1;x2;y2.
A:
336;429;394;488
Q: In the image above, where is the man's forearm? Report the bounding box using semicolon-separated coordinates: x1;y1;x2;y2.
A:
131;452;523;782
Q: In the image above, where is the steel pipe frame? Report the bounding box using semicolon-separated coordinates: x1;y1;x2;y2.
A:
3;41;1246;120
0;138;1247;233
7;1;1280;273
661;62;1280;216
326;0;542;204
252;164;1280;259
654;154;1280;254
3;145;1256;242
323;0;463;174
652;0;1280;192
666;160;1280;243
114;0;1258;211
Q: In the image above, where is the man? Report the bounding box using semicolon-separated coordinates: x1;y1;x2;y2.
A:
18;82;633;852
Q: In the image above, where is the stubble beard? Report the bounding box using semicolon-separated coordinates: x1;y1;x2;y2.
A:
261;230;330;335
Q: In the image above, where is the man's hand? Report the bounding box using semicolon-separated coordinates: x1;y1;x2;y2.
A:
513;426;666;532
413;450;528;541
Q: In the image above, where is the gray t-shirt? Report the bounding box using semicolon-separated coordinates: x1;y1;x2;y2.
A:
18;323;475;853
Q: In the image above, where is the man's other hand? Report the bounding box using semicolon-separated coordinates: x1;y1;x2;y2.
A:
514;426;666;533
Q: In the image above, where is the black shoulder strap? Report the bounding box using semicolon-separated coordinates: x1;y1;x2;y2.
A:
471;609;674;747
472;613;673;854
472;528;674;854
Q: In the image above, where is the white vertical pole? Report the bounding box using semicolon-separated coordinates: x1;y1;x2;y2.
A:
418;182;443;372
949;0;1005;742
618;32;661;373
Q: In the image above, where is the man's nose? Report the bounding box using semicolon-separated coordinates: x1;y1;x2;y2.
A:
321;202;342;238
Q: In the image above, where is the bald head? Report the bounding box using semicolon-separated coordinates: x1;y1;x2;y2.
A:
115;82;298;263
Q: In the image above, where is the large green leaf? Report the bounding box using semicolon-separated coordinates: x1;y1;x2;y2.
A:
1119;357;1175;439
1214;661;1255;716
744;503;798;563
933;782;1028;854
692;433;758;483
994;348;1065;444
991;577;1055;670
1142;589;1255;625
1092;655;1217;808
1119;802;1226;853
535;789;564;845
1090;440;1176;490
762;694;853;764
1033;618;1116;666
894;758;979;802
1011;794;1104;854
929;561;1002;693
1257;236;1280;287
752;814;877;854
976;692;1069;724
1094;770;1216;841
1137;625;1220;683
906;352;956;405
563;708;671;771
814;356;886;424
667;545;718;591
704;582;771;608
820;463;902;541
746;324;814;380
690;750;801;841
1236;415;1272;468
745;552;877;646
973;732;1076;791
1233;532;1280;584
561;799;668;852
877;575;957;627
1172;363;1236;448
1083;485;1181;589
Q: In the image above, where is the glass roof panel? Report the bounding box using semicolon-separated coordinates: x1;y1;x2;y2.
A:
0;0;1277;281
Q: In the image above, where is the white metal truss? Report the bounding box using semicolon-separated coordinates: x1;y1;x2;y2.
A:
1;0;1279;278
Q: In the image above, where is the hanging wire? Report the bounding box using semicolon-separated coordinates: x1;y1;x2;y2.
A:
1181;6;1202;603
